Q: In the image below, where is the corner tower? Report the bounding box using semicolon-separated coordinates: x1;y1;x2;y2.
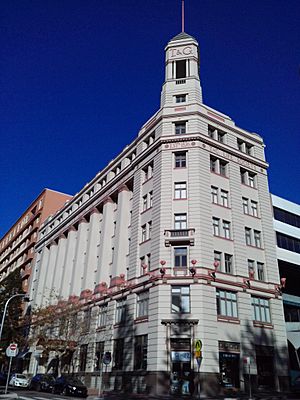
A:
160;32;203;108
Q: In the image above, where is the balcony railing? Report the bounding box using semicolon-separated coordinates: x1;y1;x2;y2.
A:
164;228;195;246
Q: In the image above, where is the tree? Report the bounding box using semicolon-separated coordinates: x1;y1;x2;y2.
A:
28;292;92;376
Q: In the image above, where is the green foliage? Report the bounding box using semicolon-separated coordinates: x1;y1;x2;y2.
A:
0;268;25;351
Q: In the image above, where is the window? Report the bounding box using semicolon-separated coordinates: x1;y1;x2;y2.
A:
216;290;238;318
254;230;262;248
245;143;253;155
83;308;91;331
241;169;247;185
79;344;88;371
243;198;249;214
141;225;147;242
208;126;215;138
223;221;231;239
147;253;151;270
276;232;300;253
220;190;229;208
174;247;187;268
214;251;222;268
137;291;149;318
174;213;187;230
149;191;153;208
257;262;264;281
217;131;225;143
113;339;124;369
174;182;187;199
252;297;271;323
171;286;190;313
251;201;258;217
212;217;220;236
143;162;153;182
237;139;253;155
95;341;104;371
210;156;228;177
98;304;107;328
115;298;127;324
175;94;186;103
245;228;252;246
224;254;232;274
248;173;255;188
211;186;218;204
175;122;186;135
148;221;152;239
210;157;217;173
219;160;227;177
208;125;226;143
175;152;187;168
142;195;147;211
248;260;255;278
176;60;186;79
134;335;148;370
273;207;300;228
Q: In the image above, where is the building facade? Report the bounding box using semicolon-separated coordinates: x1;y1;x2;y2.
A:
28;32;289;396
0;189;72;293
272;194;300;389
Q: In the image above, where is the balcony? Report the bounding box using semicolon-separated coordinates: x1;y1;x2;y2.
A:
164;228;195;247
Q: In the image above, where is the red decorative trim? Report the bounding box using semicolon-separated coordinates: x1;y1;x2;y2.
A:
118;184;130;193
253;321;273;329
134;317;149;324
90;207;100;215
140;207;152;215
217;316;240;324
139;239;151;245
213;235;234;242
207;111;225;122
103;196;114;205
246;244;264;250
68;226;77;232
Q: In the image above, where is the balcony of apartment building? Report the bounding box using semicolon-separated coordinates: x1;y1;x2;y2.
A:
164;228;195;247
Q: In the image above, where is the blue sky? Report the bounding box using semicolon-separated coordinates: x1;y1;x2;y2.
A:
1;0;299;238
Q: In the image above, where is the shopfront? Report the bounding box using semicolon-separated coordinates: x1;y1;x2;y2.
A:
219;341;240;389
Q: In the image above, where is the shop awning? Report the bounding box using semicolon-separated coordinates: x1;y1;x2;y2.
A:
287;332;300;350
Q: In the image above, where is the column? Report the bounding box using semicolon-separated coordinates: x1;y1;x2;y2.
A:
83;208;101;291
41;241;58;305
59;226;77;299
111;185;131;279
30;246;49;307
96;197;115;285
52;234;67;297
70;218;88;296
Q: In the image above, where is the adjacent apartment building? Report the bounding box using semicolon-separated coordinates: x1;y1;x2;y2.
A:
0;189;72;293
272;194;300;389
28;31;289;396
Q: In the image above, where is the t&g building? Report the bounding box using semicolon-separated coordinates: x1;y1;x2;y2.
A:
28;30;289;396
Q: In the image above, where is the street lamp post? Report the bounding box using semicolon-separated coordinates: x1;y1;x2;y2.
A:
0;293;30;342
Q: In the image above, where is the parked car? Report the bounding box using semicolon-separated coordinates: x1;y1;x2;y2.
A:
9;373;29;388
29;373;55;392
52;375;87;397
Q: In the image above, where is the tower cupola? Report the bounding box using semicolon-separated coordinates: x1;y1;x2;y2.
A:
160;31;203;108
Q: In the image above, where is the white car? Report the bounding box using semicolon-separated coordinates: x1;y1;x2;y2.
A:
9;373;29;388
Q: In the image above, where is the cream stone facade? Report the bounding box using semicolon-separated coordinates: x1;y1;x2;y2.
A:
28;32;289;396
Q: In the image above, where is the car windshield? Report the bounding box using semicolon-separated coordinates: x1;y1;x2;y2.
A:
16;374;27;379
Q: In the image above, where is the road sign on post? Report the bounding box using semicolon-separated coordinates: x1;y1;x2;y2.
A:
6;343;18;358
5;343;19;394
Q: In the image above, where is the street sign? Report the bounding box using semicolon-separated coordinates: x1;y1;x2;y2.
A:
6;343;18;358
195;339;202;352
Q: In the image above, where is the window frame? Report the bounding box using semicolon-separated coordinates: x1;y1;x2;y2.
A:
174;247;188;269
171;285;190;314
174;182;187;199
216;289;238;318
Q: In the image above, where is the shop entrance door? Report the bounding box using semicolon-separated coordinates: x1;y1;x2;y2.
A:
170;338;192;395
219;352;240;388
